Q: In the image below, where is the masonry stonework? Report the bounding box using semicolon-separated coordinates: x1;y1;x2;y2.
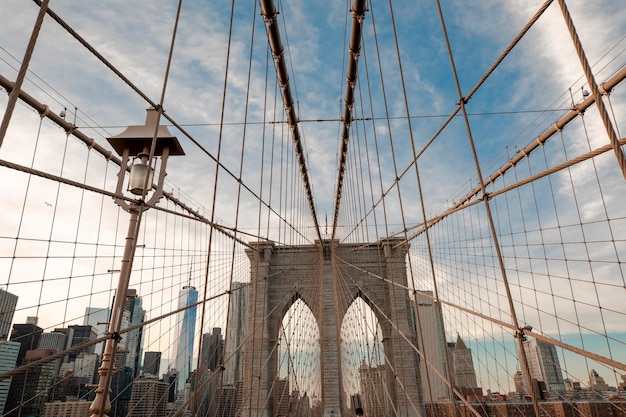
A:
241;239;423;417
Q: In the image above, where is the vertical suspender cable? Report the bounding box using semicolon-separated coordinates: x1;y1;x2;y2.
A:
331;0;367;241
259;0;322;241
433;1;542;416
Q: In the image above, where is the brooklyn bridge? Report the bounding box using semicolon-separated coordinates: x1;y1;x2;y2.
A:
0;0;625;416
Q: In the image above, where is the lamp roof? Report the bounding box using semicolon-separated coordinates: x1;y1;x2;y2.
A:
106;108;185;157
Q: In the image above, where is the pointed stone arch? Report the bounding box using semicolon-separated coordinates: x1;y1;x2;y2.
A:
241;239;423;417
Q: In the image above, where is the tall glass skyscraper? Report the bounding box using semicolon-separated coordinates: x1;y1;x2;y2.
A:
174;285;198;388
521;338;565;392
0;289;18;341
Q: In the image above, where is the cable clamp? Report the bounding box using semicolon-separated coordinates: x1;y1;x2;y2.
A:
514;325;532;341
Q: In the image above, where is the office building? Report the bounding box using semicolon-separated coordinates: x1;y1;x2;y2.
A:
274;378;290;417
359;361;391;417
173;285;198;388
200;327;224;372
53;324;98;363
143;351;162;376
452;335;478;389
9;320;43;366
83;306;110;355
38;331;68;377
412;290;448;401
223;281;248;385
110;289;145;376
589;369;610;391
0;341;20;414
128;376;168;417
110;366;133;417
74;352;98;384
42;400;92;416
4;349;56;416
123;289;145;376
0;289;18;340
521;338;565;392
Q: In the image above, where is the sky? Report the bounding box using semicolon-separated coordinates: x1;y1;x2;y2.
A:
1;0;626;398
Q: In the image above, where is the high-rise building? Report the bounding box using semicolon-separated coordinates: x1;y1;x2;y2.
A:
110;289;145;376
143;351;162;376
55;324;98;363
123;289;145;376
128;376;168;417
110;366;133;417
42;400;92;416
173;285;198;388
0;341;20;414
223;281;248;385
4;349;56;416
521;338;565;392
274;377;290;417
219;384;238;417
37;331;67;351
83;306;110;355
74;352;99;384
0;289;18;340
9;320;43;366
412;290;448;401
200;327;224;372
589;369;610;391
452;335;479;390
513;370;525;393
37;331;68;377
359;361;391;417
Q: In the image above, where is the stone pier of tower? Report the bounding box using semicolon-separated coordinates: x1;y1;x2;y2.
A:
240;238;423;417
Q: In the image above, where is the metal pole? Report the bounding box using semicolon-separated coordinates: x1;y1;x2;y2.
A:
89;205;142;417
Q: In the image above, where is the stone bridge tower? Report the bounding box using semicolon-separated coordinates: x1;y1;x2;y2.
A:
240;238;423;417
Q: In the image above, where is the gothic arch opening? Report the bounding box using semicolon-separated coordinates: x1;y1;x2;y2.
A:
277;298;322;409
340;297;389;416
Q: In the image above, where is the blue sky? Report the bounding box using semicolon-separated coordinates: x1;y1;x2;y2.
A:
1;0;626;398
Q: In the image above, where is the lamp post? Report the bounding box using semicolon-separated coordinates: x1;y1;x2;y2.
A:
90;108;184;417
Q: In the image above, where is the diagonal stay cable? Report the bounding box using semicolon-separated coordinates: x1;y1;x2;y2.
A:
25;0;309;244
0;73;311;244
340;0;554;241
333;253;626;374
397;67;626;245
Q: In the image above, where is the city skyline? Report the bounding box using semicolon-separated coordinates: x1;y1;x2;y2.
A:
0;0;624;415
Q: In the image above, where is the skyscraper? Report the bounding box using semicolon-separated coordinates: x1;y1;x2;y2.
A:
37;331;68;379
143;351;162;376
200;327;224;372
110;289;145;376
173;285;198;388
0;341;20;414
451;335;480;393
55;324;98;363
274;378;290;417
0;289;18;340
4;349;56;416
9;320;43;366
359;361;391;417
223;281;248;385
412;290;448;401
123;290;145;376
521;338;565;392
128;376;168;417
83;306;110;355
